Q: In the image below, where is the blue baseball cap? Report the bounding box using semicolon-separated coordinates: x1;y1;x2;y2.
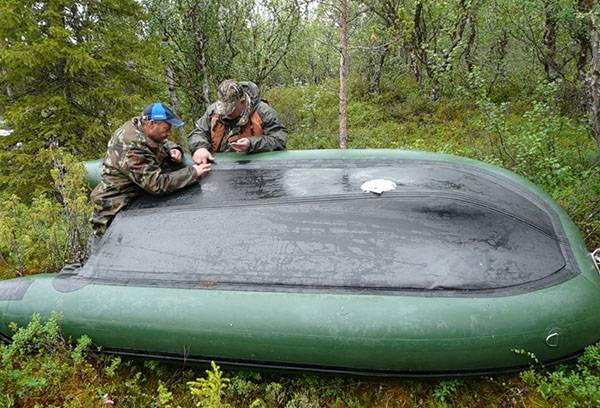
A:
141;103;184;127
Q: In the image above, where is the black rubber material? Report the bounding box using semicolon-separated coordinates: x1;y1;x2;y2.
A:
101;346;585;378
76;159;578;296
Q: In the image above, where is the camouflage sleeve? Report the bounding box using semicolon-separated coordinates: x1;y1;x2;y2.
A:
187;108;213;154
163;140;184;160
248;103;288;153
124;144;198;195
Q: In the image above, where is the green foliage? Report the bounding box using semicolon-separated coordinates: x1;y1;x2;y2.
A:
143;0;301;121
0;193;64;277
157;380;177;408
496;100;578;191
432;380;464;404
50;150;93;263
0;0;164;199
0;313;93;406
3;313;65;362
188;361;231;407
520;343;600;407
467;78;600;246
0;313;202;407
265;82;338;150
0;152;92;277
555;167;600;247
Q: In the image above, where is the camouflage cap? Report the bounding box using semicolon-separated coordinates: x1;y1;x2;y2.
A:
215;80;243;116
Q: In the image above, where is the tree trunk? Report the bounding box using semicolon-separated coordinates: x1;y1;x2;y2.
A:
464;11;477;72
187;0;211;116
2;68;12;99
165;64;181;116
201;56;210;108
408;49;423;87
308;57;318;85
412;0;426;88
577;0;594;84
193;31;211;110
543;0;559;82
369;45;388;94
589;9;600;149
488;30;508;95
339;0;349;149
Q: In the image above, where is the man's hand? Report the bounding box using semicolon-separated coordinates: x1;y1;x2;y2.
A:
192;163;211;178
192;147;214;164
169;148;182;163
230;138;250;152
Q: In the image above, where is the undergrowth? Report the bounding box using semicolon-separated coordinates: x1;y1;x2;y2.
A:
0;151;91;278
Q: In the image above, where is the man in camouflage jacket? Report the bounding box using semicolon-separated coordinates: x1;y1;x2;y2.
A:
91;103;211;234
188;80;287;164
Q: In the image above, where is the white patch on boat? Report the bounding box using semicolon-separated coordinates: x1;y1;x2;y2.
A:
361;179;397;195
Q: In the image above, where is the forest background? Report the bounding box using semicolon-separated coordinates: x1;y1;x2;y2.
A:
0;0;599;406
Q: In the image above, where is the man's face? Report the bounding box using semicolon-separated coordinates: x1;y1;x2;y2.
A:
225;98;246;120
144;120;172;142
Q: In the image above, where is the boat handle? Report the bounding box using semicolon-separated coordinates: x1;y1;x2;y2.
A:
545;332;559;348
592;249;600;275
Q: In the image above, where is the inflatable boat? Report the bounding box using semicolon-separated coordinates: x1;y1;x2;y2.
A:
1;149;599;376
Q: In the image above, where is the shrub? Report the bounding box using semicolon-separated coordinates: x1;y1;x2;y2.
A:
0;151;92;277
0;194;64;277
0;313;97;407
521;343;600;407
188;361;231;407
49;150;93;264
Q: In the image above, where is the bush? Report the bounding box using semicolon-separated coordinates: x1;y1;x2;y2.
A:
0;194;64;277
188;361;231;407
521;343;600;407
0;313;97;407
0;151;92;278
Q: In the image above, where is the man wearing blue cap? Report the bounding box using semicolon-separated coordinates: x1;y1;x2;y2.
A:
90;103;211;234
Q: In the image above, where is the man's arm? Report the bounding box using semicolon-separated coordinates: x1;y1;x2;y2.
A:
247;103;288;153
124;144;200;195
163;140;184;162
187;109;213;154
163;140;181;152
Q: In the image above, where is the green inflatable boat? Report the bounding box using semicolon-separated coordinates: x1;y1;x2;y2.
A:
1;149;599;376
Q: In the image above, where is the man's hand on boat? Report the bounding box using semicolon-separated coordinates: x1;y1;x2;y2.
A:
193;162;211;177
230;137;250;152
192;147;214;164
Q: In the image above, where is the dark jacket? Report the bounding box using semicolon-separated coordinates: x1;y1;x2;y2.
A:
188;82;287;153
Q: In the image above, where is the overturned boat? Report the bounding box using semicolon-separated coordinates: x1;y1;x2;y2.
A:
1;149;599;376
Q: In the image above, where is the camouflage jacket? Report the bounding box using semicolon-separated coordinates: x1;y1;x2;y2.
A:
188;81;287;153
91;117;198;232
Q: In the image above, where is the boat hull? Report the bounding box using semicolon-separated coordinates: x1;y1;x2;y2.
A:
1;271;600;376
1;149;599;376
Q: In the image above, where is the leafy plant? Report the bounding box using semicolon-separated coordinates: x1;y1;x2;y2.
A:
49;150;93;263
187;361;231;408
0;151;92;277
432;379;464;404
